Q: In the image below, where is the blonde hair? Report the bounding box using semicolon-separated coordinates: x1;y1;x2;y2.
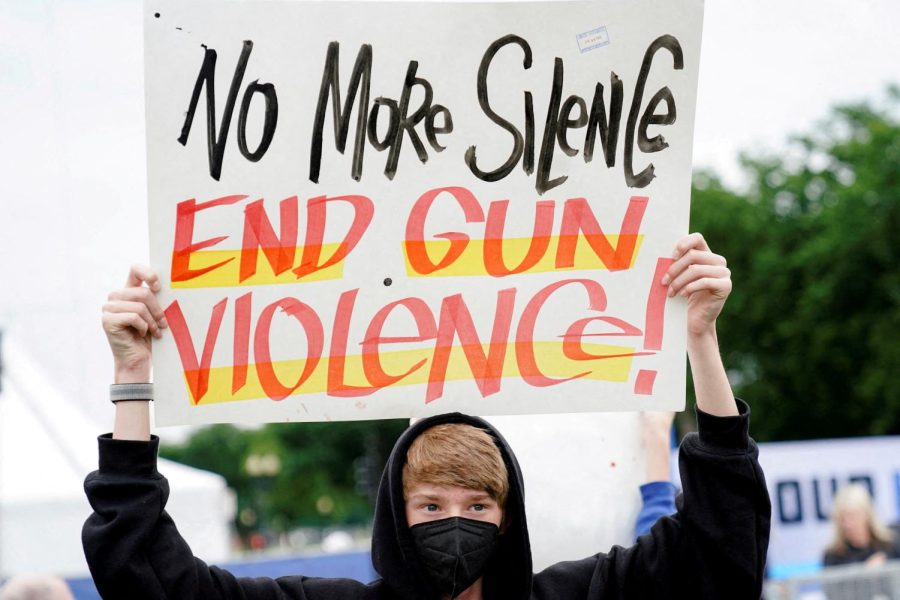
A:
826;483;895;556
403;423;509;508
0;575;74;600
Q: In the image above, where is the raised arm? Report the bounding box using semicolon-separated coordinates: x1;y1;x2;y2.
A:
629;233;740;544
86;266;306;598
657;232;768;596
661;232;737;417
101;264;166;440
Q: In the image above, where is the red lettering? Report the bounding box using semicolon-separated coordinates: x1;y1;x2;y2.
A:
164;298;228;404
555;195;648;270
644;257;672;351
232;292;252;394
404;186;485;274
327;289;378;397
293;195;374;278
164;186;659;406
426;289;516;403
361;298;437;389
171;195;247;282
163;282;651;405
239;197;299;282
254;298;324;400
483;200;555;276
562;316;644;360
516;279;598;387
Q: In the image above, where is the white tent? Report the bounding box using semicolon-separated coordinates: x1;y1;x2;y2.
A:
0;336;234;578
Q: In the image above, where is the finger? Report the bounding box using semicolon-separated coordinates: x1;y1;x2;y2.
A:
678;276;732;299
667;264;730;298
126;264;162;293
103;311;150;338
107;287;167;328
672;232;710;259
662;249;727;288
103;300;162;338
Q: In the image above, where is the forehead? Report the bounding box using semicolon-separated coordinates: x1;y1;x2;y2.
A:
405;483;492;502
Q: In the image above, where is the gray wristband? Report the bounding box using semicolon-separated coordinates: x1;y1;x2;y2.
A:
110;383;154;403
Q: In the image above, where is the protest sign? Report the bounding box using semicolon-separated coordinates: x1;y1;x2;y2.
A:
145;0;704;425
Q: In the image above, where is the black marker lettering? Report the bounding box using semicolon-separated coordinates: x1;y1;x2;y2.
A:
465;35;533;182
638;86;676;153
237;80;278;161
583;73;623;167
367;97;399;152
535;58;566;195
309;42;373;183
425;104;453;152
178;41;254;181
384;61;433;179
557;95;587;157
624;35;683;188
523;91;535;175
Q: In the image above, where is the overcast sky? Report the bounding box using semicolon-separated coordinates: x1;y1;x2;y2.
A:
1;0;898;433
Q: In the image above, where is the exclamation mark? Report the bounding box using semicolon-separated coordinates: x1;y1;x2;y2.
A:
634;257;673;395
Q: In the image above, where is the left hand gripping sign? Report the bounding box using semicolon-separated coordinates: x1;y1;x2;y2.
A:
145;0;704;425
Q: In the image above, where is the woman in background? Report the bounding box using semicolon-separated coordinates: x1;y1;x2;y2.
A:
823;483;900;567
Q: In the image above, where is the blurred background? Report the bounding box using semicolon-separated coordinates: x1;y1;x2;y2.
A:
1;0;898;598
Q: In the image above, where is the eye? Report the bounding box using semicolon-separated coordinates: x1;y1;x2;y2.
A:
424;503;439;512
471;503;486;512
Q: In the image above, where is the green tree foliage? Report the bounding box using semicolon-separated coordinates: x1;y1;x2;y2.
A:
161;419;407;536
691;87;900;441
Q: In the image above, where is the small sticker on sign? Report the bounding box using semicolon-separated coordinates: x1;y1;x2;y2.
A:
577;26;610;53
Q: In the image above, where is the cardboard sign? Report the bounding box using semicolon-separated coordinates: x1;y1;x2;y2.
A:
145;0;703;425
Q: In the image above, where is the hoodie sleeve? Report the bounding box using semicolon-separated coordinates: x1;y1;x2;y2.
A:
621;398;769;598
667;399;770;595
82;434;300;600
533;399;771;600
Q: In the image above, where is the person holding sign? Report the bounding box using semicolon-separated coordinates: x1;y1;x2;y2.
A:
83;233;770;599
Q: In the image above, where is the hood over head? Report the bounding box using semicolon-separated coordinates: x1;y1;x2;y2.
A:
371;412;533;600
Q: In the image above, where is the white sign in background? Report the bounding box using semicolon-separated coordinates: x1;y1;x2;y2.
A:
145;0;703;426
758;437;900;577
672;435;900;577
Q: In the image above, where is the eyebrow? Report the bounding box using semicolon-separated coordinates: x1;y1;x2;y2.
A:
467;493;492;501
408;494;442;501
408;492;494;502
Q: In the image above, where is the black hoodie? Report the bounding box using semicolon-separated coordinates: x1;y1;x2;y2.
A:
83;401;770;599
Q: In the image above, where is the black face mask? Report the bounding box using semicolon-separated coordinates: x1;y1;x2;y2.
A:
409;517;499;598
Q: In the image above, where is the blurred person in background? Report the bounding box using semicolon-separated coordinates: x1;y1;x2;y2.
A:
0;575;74;600
633;411;677;541
823;483;900;567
